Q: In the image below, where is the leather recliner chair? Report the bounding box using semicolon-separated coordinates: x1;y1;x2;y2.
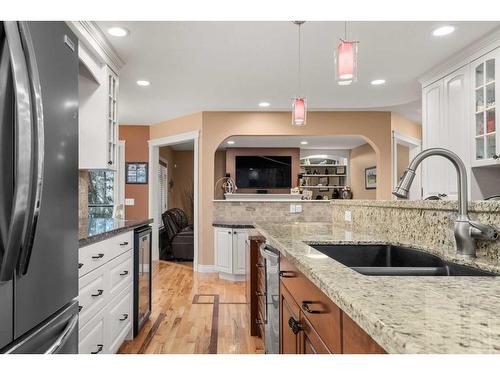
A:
161;209;194;261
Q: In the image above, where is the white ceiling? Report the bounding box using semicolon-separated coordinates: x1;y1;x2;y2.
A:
219;135;367;150
97;21;500;125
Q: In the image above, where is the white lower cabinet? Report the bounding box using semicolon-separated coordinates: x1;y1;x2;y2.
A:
78;233;134;354
79;309;105;354
106;286;132;354
214;227;248;280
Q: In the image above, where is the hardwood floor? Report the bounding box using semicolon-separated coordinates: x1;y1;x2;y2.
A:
119;261;264;354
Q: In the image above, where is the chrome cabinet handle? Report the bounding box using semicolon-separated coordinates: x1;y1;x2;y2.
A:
44;313;79;354
91;344;103;354
0;22;33;282
255;291;266;297
120;241;129;246
91;289;103;297
119;270;129;276
288;317;303;335
119;314;128;321
302;301;323;314
91;253;104;260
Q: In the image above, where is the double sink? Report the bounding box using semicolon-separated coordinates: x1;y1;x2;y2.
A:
310;244;498;277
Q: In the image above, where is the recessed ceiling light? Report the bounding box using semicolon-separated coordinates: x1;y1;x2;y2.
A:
107;27;129;37
338;80;352;86
259;102;270;107
136;80;150;86
432;26;455;37
227;140;235;145
371;79;386;86
300;141;308;145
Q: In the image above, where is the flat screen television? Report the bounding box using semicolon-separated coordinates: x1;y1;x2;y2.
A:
235;156;292;189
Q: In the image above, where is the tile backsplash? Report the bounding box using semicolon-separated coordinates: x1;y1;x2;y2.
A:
79;170;89;221
213;201;332;223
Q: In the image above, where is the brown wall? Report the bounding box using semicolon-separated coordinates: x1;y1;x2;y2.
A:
349;143;377;200
225;147;300;193
119;125;150;220
159;146;174;209
159;146;194;222
171;151;194;222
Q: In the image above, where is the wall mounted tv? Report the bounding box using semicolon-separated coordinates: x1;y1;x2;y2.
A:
235;156;292;189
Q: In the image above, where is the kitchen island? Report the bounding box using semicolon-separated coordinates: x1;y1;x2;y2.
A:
254;221;500;354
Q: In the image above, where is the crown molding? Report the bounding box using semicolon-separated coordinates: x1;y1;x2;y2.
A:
419;25;500;88
66;21;124;74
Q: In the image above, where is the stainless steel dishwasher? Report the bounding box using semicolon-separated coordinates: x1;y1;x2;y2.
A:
259;244;280;354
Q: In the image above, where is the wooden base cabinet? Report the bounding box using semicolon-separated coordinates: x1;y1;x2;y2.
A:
246;236;266;337
279;257;386;354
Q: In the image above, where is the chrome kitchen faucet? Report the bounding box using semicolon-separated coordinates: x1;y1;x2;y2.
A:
393;148;499;258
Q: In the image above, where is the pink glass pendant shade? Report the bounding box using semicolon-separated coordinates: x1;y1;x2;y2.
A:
292;97;307;126
336;40;358;82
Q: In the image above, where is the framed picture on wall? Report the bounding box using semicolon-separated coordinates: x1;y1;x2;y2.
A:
126;162;148;184
365;166;377;189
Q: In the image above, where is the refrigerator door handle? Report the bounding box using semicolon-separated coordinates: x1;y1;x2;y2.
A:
16;22;45;275
44;313;78;354
0;22;33;282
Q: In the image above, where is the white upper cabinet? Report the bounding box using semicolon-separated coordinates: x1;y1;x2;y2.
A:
422;68;471;200
78;44;119;170
470;49;500;167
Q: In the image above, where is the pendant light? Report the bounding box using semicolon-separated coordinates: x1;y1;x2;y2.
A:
335;21;358;85
292;21;307;126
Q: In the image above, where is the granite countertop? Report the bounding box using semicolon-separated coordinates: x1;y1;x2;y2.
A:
212;221;255;229
253;221;500;354
79;218;153;247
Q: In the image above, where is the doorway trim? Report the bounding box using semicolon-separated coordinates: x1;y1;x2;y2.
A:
392;131;422;200
148;130;200;270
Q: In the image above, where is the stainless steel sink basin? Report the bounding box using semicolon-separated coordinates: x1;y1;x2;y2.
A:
310;244;498;276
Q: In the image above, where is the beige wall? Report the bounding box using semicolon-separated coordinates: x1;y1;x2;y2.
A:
199;111;392;265
391;113;422;139
225;147;300;193
396;144;410;182
349;143;377;200
214;150;227;200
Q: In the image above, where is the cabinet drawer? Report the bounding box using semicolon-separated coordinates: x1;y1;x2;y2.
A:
280;257;342;353
79;231;133;277
78;267;107;328
106;287;132;354
108;250;133;301
79;310;105;354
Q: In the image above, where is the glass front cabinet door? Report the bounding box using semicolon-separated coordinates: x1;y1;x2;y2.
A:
471;49;500;166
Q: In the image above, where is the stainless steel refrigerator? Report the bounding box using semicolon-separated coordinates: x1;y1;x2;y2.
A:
0;21;79;354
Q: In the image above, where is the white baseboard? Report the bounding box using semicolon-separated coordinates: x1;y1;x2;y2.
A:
196;264;216;273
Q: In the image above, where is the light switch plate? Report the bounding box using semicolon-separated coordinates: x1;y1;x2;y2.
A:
295;204;303;213
290;204;296;213
125;198;135;206
344;210;352;222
